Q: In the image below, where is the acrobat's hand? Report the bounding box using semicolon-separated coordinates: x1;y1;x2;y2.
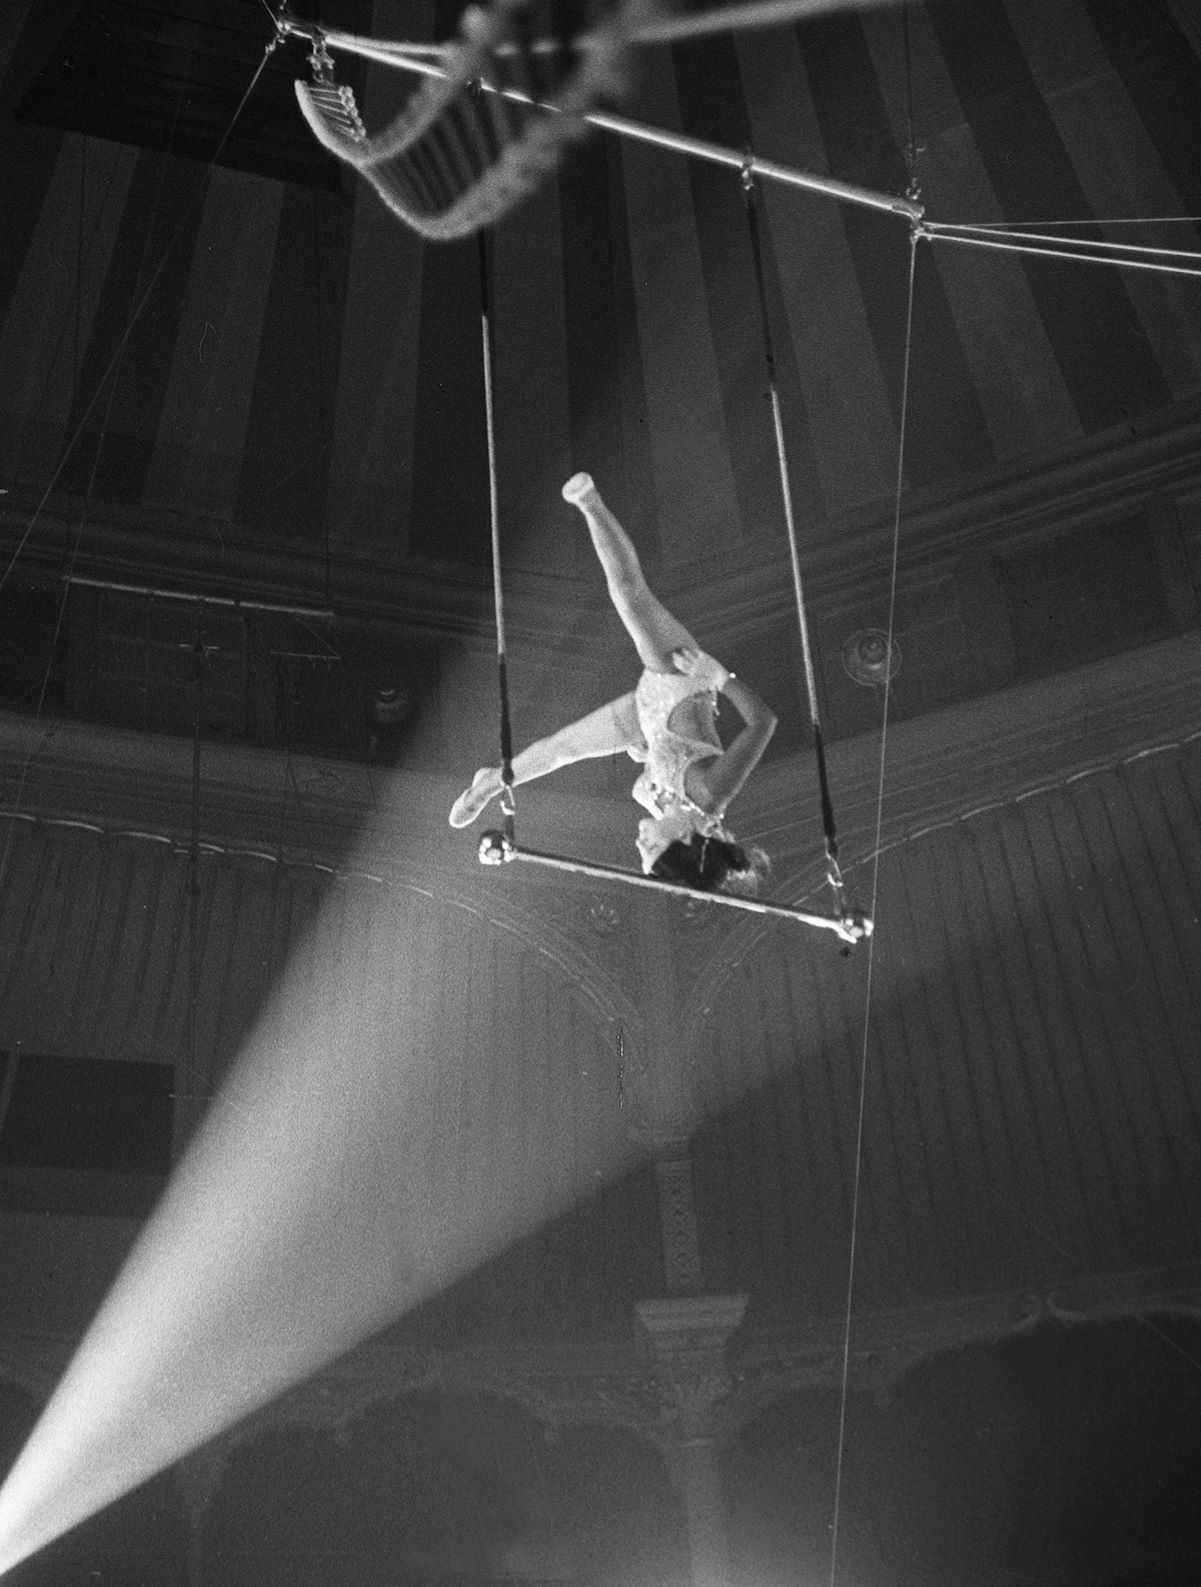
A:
671;647;731;692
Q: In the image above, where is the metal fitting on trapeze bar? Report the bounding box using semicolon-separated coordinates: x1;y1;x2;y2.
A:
479;829;515;865
837;910;873;946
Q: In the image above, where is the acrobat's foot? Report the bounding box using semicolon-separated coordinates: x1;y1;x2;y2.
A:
449;766;502;828
562;471;596;505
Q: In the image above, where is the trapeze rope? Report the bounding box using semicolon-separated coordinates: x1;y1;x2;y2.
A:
938;214;1201;229
827;220;919;1587
742;160;845;911
477;229;517;846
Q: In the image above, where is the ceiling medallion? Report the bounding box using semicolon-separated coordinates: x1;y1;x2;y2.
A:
842;629;901;687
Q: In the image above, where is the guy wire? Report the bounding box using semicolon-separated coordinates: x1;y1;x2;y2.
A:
826;223;919;1587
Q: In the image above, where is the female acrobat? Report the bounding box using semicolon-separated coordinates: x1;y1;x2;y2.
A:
449;473;777;894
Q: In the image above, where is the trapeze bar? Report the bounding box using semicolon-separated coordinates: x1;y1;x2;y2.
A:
477;831;873;942
65;575;335;621
278;15;921;222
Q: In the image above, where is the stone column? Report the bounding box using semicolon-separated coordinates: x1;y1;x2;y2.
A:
636;1293;747;1587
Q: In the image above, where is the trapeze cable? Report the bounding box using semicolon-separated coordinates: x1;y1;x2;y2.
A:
0;34;280;602
938;214;1201;230
920;224;1201;278
477;832;872;939
924;219;1201;262
741;161;845;907
826;221;919;1587
477;229;517;844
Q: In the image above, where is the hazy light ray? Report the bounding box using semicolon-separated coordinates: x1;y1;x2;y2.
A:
0;870;638;1578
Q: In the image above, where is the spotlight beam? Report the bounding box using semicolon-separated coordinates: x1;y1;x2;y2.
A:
0;880;639;1576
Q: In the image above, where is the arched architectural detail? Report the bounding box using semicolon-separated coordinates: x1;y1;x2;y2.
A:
682;637;1201;1048
719;1263;1201;1439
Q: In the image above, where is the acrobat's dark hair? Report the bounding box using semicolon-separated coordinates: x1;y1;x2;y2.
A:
650;831;770;896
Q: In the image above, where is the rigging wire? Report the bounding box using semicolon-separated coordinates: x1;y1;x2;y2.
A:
0;33;283;1114
901;0;919;187
184;602;208;1141
0;112;179;894
920;223;1201;278
826;223;919;1587
925;222;1201;261
310;199;335;612
477;225;516;846
1022;1219;1201;1380
937;213;1201;230
741;160;845;911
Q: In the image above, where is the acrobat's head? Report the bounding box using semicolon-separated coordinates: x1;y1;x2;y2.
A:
638;815;771;896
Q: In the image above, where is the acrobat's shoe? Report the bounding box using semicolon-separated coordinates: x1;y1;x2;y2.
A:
449;766;500;828
562;472;595;504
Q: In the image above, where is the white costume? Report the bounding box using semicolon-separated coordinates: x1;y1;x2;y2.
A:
628;669;726;838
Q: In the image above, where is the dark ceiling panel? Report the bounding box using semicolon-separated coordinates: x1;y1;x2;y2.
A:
12;0;371;188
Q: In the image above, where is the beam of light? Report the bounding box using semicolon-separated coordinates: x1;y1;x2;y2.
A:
0;829;641;1577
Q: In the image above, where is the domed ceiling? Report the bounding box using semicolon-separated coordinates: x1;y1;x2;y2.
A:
1;1;1200;1584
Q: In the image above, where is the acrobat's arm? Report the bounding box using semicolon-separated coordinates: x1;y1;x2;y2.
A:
684;665;778;817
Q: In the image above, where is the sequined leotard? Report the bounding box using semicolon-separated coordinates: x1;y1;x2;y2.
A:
627;669;724;828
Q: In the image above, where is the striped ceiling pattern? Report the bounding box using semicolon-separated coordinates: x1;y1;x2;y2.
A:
0;0;1199;591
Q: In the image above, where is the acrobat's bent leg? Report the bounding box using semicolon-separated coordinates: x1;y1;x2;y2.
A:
449;692;639;827
563;473;697;672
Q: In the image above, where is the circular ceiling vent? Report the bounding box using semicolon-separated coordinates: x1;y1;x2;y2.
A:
842;628;901;687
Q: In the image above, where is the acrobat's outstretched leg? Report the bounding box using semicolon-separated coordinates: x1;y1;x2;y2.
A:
449;692;639;827
562;473;697;673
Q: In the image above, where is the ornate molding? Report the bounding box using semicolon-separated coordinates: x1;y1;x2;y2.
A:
636;1295;749;1442
720;1265;1201;1437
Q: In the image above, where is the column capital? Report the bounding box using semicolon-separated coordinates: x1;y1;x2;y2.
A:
635;1294;748;1358
635;1294;748;1442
